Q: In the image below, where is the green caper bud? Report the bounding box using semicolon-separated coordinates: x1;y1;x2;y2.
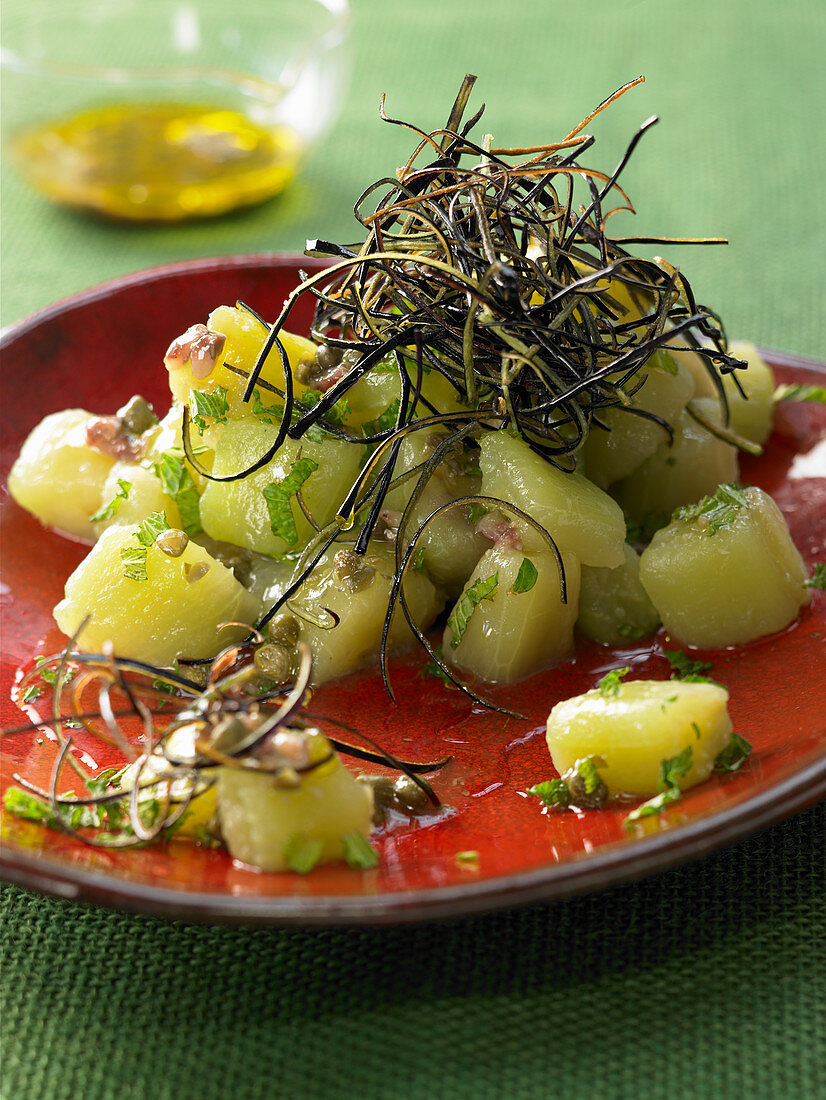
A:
155;528;189;558
209;716;249;754
184;561;210;583
254;643;292;682
117;394;158;435
267;613;300;648
357;775;398;824
566;771;609;810
393;775;432;814
333;548;375;593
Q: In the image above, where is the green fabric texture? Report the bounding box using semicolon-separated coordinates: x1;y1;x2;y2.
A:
3;801;826;1100
1;1;824;1097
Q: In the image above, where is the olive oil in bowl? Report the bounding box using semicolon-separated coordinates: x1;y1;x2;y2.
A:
11;102;302;221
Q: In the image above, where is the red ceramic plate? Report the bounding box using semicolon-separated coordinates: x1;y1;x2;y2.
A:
1;256;824;925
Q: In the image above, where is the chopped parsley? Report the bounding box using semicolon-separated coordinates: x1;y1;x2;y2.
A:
447;572;499;648
342;831;380;870
664;649;714;683
420;645;453;683
525;778;571;809
89;478;131;522
625;510;669;545
624;745;693;827
119;511;170;581
154;452;202;537
455;850;480;868
468;504;489;524
20;685;41;703
262;457;319;546
511;557;538;594
188;386;229;433
805;563;826;591
283;834;323;874
773;383;826;404
598;666;630;698
714;732;753;773
674;483;749;535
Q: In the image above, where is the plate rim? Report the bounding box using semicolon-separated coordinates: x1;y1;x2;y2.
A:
1;254;824;925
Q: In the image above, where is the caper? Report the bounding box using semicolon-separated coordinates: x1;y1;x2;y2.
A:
267;613;300;648
393;775;432;814
566;770;609;810
254;643;292;682
155;528;189;558
357;775;398;824
117;394;158;435
333;548;375;593
315;343;343;371
209;716;249;754
184;561;210;583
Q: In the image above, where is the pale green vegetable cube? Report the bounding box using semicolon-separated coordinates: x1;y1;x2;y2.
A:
444;546;580;683
722;341;775;446
8;409;115;540
199;420;363;556
581;351;696;487
54;523;259;666
480;430;625;568
292;543;444;684
382;431;488;596
615;397;739;522
93;462;182;533
218;731;374;871
577;544;660;645
546;680;732;797
638;485;810;648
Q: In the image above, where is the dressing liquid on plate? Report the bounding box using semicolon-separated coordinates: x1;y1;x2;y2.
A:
11;102;302;221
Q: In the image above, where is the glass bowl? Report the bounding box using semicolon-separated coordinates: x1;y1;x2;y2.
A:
0;0;351;221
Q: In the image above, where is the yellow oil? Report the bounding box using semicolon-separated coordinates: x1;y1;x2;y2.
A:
11;102;302;222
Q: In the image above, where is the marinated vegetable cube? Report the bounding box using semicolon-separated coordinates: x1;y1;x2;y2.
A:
581;351;696;487
480;430;625;568
722;341;775;446
199;421;363;557
546;680;733;797
218;731;374;872
615;397;739;522
577;543;660;645
54;522;259;666
166;304;317;413
8;409;115;540
638;485;810;648
291;543;444;684
444;546;580;683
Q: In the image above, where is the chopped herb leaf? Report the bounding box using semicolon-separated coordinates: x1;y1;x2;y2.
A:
773;383;826;404
342;831;380;870
664;649;714;682
455;850;480;867
468;504;489;524
525;778;571;809
576;756;604;795
805;563;826;591
253;388;284;426
262;457;319;546
3;787;58;825
21;685;41;703
119;511;170;581
598;666;630;697
154;452;202;537
714;732;753;773
283;834;324;874
617;623;650;640
89;478;131;522
413;546;427;573
624;745;693;827
447;572;498;648
511;557;538;594
420;645;453;683
674;483;749;534
188;387;229;433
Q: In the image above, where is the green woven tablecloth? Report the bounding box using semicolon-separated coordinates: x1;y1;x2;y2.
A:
1;1;824;1096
